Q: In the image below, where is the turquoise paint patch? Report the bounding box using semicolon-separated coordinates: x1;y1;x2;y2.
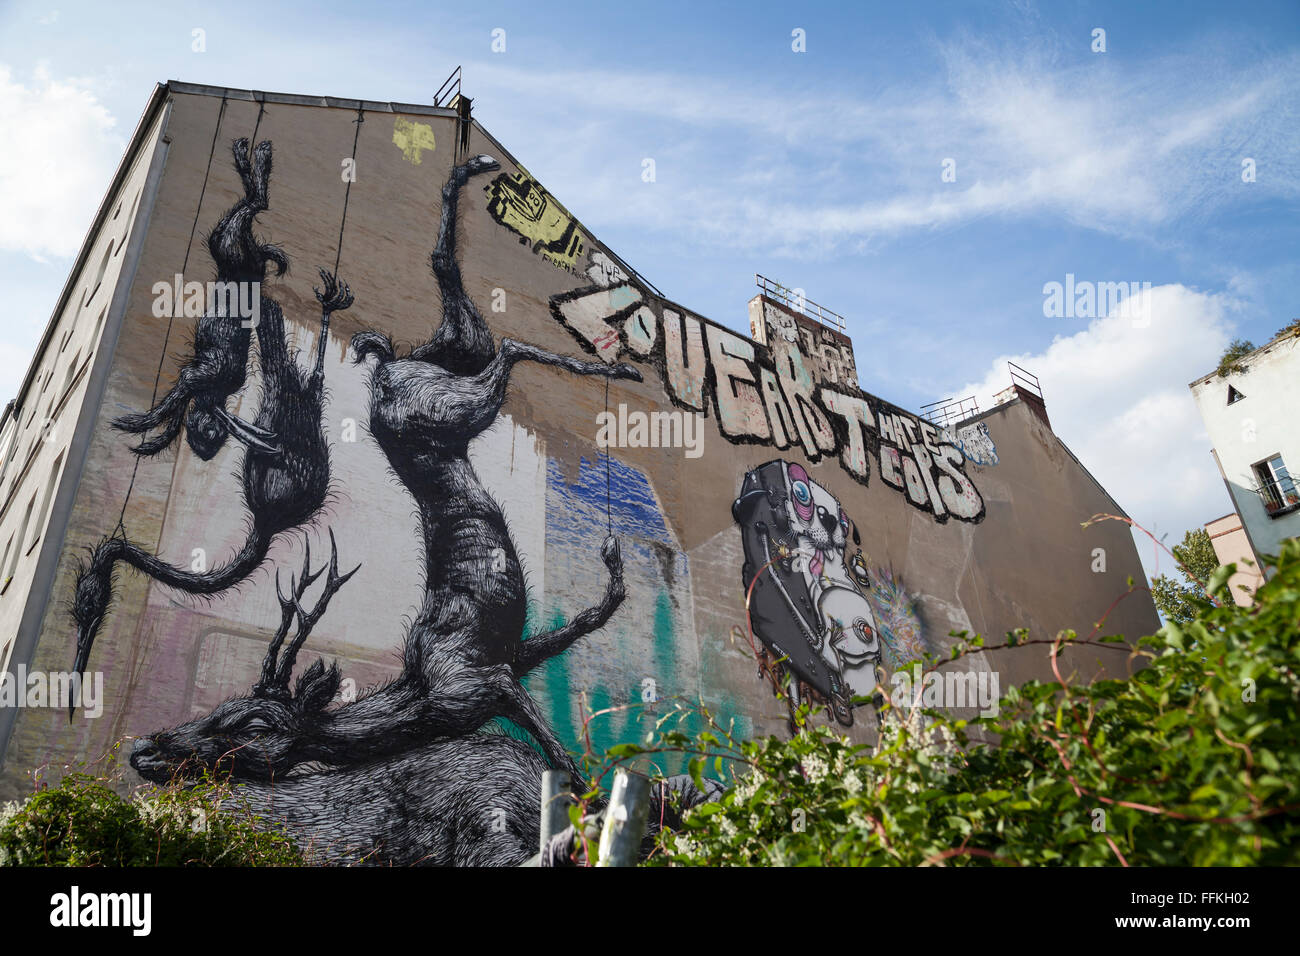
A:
530;452;752;783
609;284;638;309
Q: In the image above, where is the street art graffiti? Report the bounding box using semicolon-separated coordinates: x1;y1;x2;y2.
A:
63;130;986;864
73;139;351;682
484;169;586;270
535;453;752;773
542;256;986;524
733;460;886;727
758;300;858;387
392;117;437;164
732;461;930;728
340;154;638;786
78;146;715;865
943;420;999;466
111;138;285;461
863;566;926;670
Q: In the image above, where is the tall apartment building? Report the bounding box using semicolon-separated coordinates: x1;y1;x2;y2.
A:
1190;328;1300;598
0;81;1158;863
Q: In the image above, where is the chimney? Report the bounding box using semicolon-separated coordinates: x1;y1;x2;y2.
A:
748;276;858;388
994;362;1051;429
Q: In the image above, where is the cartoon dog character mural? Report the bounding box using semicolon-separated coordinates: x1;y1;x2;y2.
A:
733;460;882;726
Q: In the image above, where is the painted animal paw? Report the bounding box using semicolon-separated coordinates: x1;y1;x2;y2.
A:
314;268;355;313
600;534;622;571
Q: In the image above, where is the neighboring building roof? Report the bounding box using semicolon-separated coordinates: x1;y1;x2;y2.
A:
1188;326;1300;390
954;397;1130;520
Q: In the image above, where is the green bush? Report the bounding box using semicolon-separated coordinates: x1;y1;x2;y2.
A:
0;762;302;866
1216;338;1256;377
638;537;1300;866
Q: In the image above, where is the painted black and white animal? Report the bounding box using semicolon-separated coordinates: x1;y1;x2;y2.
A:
129;539;542;865
113;138;283;460
72;140;350;688
130;539;717;866
340;154;642;784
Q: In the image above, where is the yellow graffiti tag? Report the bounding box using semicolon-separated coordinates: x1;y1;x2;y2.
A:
392;117;437;164
484;171;585;268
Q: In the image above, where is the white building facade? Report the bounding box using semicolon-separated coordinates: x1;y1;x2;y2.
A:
1190;331;1300;579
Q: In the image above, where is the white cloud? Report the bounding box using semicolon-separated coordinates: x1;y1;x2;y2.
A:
950;284;1237;581
467;43;1300;256
0;63;123;259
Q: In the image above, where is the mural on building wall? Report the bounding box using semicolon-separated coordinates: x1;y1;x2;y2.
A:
943;420;999;467
542;255;987;525
56;124;990;863
732;460;929;727
392;117;437;165
111;138;286;461
73;139;350;681
735;461;870;725
534;453;754;772
761;303;858;387
72;146;715;864
862;566;926;670
483;169;586;271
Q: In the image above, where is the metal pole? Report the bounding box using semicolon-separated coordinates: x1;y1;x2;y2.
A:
540;770;573;853
596;770;651;867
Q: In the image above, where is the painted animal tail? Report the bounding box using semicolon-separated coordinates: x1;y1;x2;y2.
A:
70;529;269;698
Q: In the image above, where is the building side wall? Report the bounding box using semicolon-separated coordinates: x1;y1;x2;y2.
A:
1205;513;1265;606
2;91;1157;825
0;106;167;677
1192;338;1300;562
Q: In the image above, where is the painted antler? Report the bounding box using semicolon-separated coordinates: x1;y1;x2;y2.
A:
253;529;359;702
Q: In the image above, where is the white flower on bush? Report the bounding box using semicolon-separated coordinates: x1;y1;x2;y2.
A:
803;753;829;784
0;799;23;828
733;770;764;804
844;771;863;796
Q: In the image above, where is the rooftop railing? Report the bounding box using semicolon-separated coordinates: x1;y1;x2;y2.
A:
756;274;847;334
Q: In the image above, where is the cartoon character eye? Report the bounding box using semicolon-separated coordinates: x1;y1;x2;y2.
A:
791;480;812;507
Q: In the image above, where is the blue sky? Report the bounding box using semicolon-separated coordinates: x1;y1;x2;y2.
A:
2;0;1298;580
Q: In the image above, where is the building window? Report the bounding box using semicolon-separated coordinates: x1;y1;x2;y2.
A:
58;350;82;404
0;533;13;593
1227;385;1245;405
9;492;36;574
83;241;114;306
1253;454;1299;517
25;451;64;555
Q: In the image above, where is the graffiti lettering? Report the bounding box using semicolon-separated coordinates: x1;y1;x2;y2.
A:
943;419;999;466
546;272;986;524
